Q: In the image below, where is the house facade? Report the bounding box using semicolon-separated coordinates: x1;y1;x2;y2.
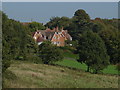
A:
32;27;72;46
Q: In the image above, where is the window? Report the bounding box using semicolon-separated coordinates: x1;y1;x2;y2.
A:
54;36;56;39
46;37;48;39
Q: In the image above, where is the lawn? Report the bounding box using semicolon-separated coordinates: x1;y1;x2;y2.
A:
55;59;118;75
3;60;118;88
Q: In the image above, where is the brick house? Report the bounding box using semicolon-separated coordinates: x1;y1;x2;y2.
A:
32;27;72;46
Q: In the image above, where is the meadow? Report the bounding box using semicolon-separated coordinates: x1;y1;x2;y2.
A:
3;60;118;88
3;50;119;88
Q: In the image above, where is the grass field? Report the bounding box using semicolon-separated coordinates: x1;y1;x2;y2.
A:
3;60;118;88
55;59;118;75
61;50;119;75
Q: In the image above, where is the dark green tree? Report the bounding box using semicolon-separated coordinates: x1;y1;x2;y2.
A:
70;9;92;40
39;41;64;64
72;9;90;29
77;30;110;73
99;29;120;64
45;16;72;30
28;21;46;32
2;12;40;72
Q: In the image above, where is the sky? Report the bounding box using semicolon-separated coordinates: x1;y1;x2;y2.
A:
2;0;120;2
2;2;118;24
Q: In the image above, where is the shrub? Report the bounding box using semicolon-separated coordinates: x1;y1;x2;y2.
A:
39;41;64;64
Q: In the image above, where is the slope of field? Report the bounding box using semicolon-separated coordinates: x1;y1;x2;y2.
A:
55;59;118;75
3;60;118;88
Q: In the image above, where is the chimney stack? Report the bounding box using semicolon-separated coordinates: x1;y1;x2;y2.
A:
56;26;58;32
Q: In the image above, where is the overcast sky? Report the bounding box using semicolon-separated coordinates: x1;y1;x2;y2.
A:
2;2;118;24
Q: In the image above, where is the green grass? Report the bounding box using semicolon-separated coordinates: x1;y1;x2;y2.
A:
3;60;118;88
55;59;87;71
55;59;118;75
102;65;118;75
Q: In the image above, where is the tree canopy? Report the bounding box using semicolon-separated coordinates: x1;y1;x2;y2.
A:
28;21;46;32
38;41;64;64
77;30;110;73
2;12;39;72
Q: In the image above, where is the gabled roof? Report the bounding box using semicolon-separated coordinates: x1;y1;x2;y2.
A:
32;27;72;43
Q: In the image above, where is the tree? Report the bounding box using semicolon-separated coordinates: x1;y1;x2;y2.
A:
2;12;40;72
39;41;64;64
77;30;110;73
99;29;120;64
45;16;72;30
73;9;90;29
70;9;92;40
28;21;46;32
74;9;90;20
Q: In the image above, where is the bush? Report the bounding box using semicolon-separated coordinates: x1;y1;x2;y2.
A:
39;41;64;64
30;56;42;64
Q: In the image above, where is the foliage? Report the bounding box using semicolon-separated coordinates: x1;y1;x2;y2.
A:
39;41;64;64
76;30;110;73
73;9;90;26
99;29;120;64
2;12;40;72
28;21;46;32
45;16;72;29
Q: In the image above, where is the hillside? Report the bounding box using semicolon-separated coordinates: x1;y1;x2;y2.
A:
3;60;118;88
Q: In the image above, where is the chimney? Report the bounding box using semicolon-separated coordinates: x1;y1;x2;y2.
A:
53;28;55;30
56;26;58;32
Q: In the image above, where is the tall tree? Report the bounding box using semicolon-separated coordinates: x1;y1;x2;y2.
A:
2;12;40;72
72;9;90;30
77;30;110;73
99;29;120;64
